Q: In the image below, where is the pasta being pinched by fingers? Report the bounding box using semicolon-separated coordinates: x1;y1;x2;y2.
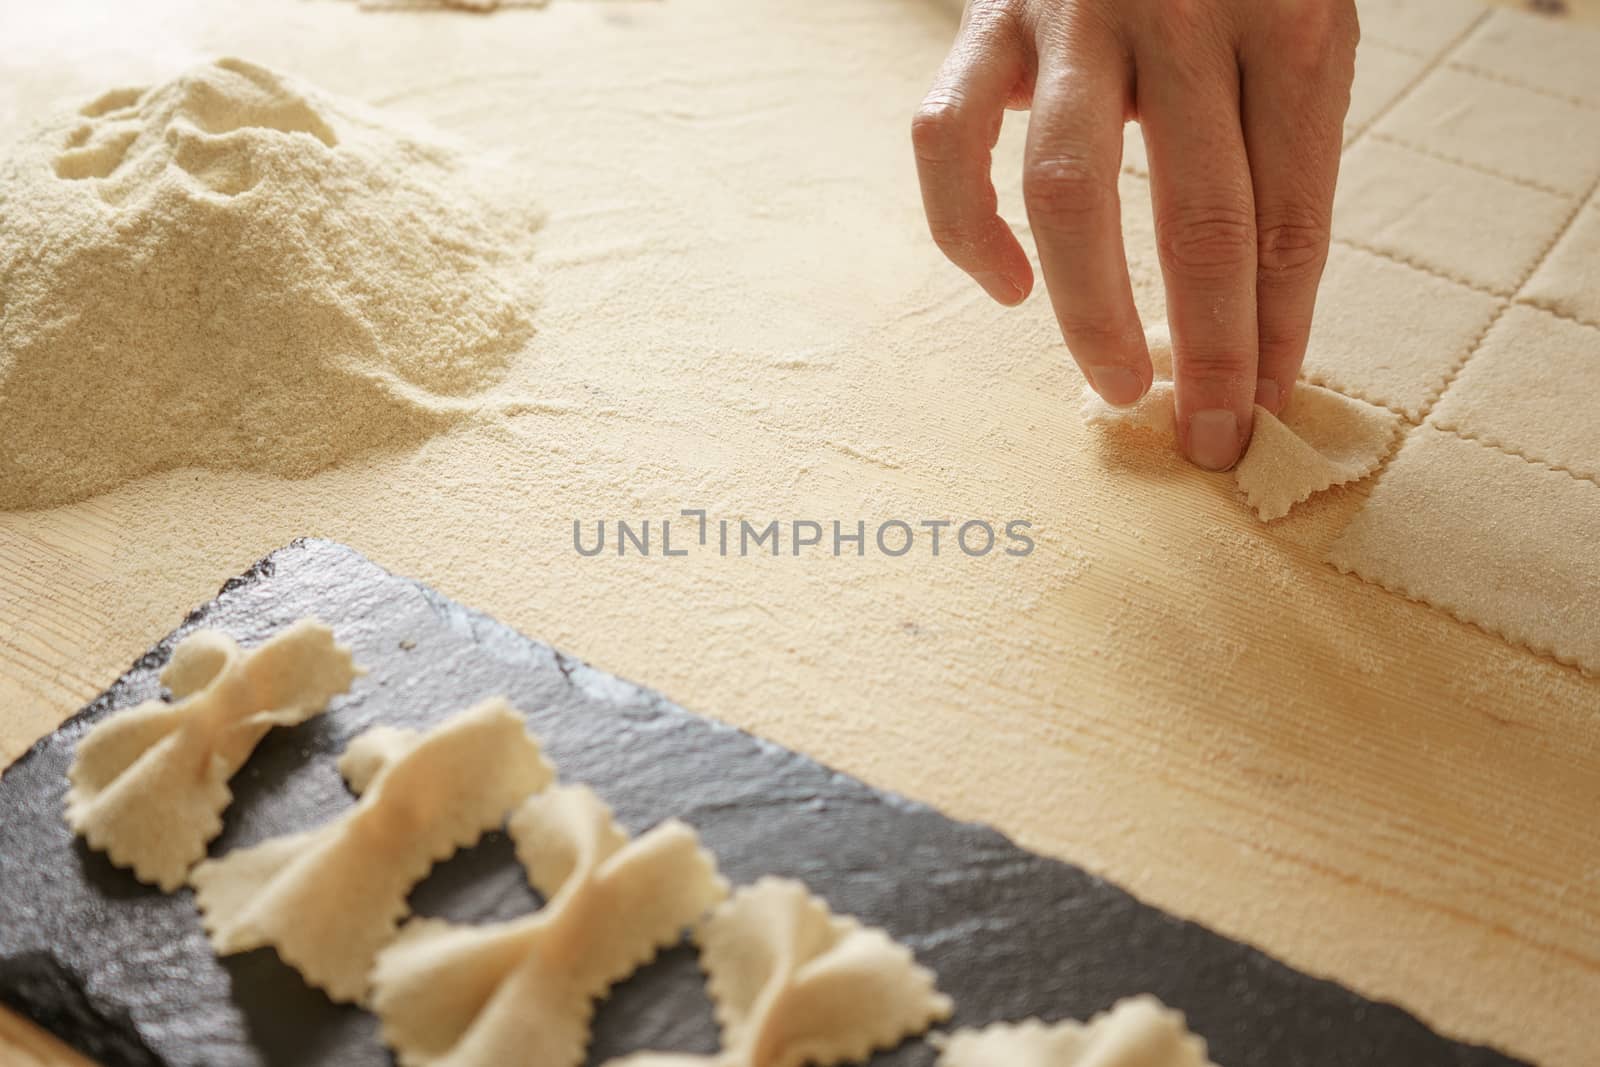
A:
64;619;359;892
1080;326;1402;522
189;698;555;1002
370;784;728;1067
609;878;953;1067
934;996;1216;1067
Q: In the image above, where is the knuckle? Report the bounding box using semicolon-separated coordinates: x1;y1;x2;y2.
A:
1269;0;1360;71
911;98;965;163
968;0;1024;34
1157;201;1256;281
1257;212;1330;278
1151;0;1233;57
1023;156;1115;232
1280;20;1336;71
1177;346;1251;385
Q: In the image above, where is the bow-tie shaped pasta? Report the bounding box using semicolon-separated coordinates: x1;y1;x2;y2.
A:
608;877;953;1067
369;784;729;1067
190;698;555;1002
934;996;1217;1067
64;619;359;892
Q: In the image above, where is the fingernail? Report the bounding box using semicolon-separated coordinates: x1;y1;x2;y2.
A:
976;271;1024;305
1254;378;1280;413
1187;409;1241;471
1087;365;1145;407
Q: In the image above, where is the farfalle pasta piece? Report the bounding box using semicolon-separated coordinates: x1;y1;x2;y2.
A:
369;784;728;1067
64;618;359;892
189;698;554;1002
1081;326;1401;520
609;877;953;1067
935;996;1218;1067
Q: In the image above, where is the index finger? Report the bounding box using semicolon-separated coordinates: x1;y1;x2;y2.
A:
912;8;1035;306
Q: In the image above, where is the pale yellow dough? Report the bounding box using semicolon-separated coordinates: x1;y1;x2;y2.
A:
1522;197;1600;329
1374;66;1600;197
189;698;555;1002
1301;243;1502;419
1329;426;1600;675
1080;328;1401;521
1429;305;1600;482
607;878;953;1067
369;784;728;1067
935;996;1216;1067
63;619;358;892
1452;8;1600;106
1344;42;1426;142
1355;0;1486;56
1333;138;1572;295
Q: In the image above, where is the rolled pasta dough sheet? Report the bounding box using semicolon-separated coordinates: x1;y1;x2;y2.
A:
1428;304;1600;482
1328;425;1600;675
1522;200;1600;328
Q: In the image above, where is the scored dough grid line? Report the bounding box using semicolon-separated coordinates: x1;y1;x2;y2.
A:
1417;163;1600;429
1425;421;1600;488
1446;59;1600;111
1365;130;1576;200
1327;458;1599;678
1315;4;1600;676
1331;234;1514;298
1342;8;1493;145
1412;308;1507;424
1325;1;1600;486
1521;283;1600;335
1301;362;1417;422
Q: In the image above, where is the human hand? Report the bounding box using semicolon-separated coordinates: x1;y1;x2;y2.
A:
913;0;1358;469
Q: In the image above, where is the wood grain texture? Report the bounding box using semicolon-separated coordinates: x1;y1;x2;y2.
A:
0;1008;98;1067
2;0;1598;1064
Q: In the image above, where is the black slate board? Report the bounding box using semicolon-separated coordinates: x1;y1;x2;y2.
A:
0;539;1527;1067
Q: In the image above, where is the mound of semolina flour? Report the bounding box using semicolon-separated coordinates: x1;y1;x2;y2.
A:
0;57;541;511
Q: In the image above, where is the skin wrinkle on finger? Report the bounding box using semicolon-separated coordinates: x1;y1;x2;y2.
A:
1023;39;1153;406
913;10;1035;305
1129;0;1246;82
965;0;1038;108
1137;35;1260;470
1025;0;1126;57
1239;1;1355;414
